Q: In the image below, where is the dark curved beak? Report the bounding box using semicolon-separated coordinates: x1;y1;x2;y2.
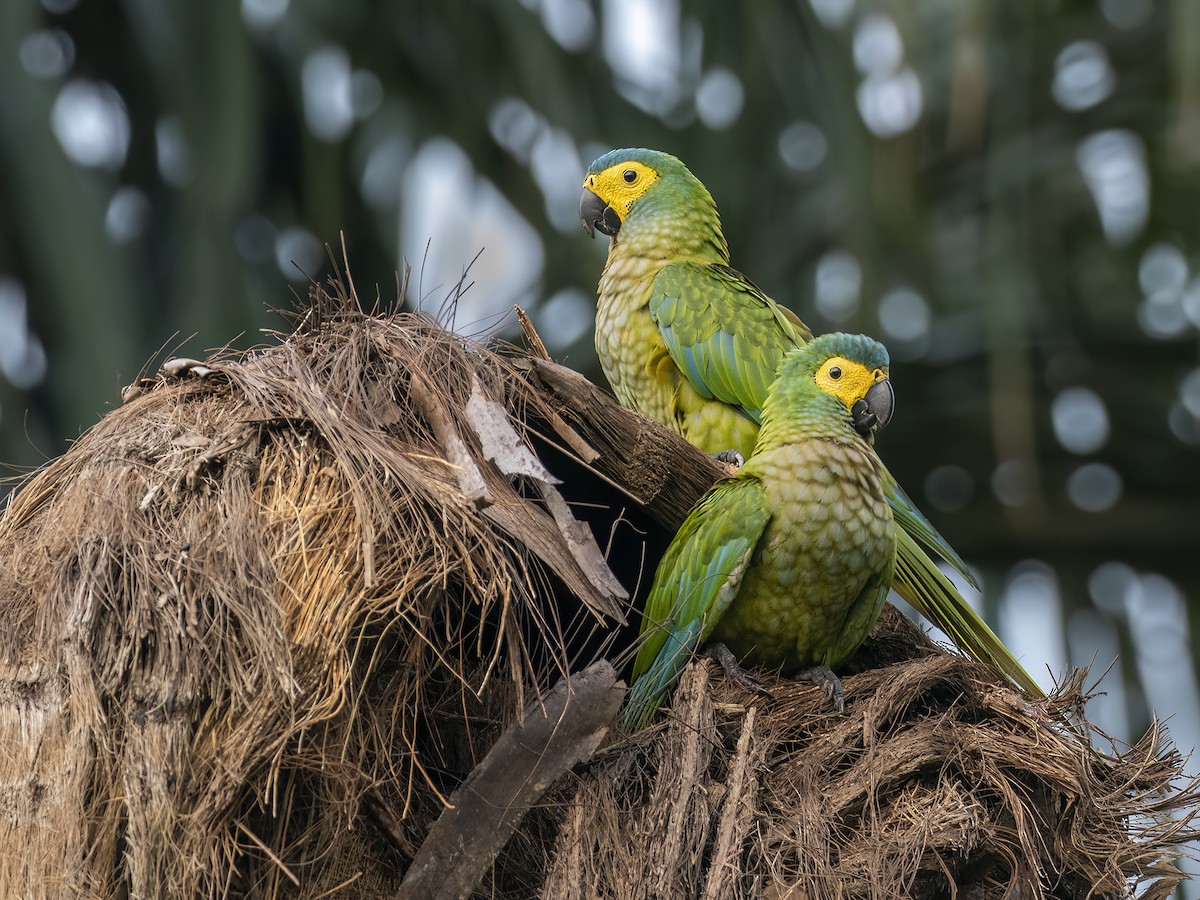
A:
851;378;894;437
580;188;621;238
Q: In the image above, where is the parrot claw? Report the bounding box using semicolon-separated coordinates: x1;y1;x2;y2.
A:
797;665;845;712
707;642;774;699
161;357;217;380
709;449;745;470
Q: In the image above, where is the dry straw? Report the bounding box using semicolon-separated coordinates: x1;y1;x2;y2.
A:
0;271;1196;898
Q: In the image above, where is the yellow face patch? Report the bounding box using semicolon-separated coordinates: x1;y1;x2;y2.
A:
583;161;660;221
814;357;888;409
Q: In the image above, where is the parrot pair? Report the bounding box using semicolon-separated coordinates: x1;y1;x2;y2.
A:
578;148;1039;727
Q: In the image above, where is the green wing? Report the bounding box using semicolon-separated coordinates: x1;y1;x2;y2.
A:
891;528;1043;697
649;262;810;425
826;549;896;668
625;476;770;730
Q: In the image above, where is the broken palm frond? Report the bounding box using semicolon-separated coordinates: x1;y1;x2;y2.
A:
0;270;1196;899
397;659;624;900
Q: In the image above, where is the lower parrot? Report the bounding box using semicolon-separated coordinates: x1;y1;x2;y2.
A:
580;147;1042;698
626;333;896;729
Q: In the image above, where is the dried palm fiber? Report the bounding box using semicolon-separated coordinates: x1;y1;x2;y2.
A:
0;273;629;899
0;272;1196;899
533;607;1200;899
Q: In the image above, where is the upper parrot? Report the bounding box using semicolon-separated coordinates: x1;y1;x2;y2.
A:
580;147;1042;698
626;333;897;729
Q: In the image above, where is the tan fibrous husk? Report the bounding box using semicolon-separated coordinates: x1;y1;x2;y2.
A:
0;270;1197;899
535;612;1200;899
0;270;614;898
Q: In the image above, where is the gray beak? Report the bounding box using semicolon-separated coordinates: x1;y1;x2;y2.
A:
852;378;894;437
580;188;621;238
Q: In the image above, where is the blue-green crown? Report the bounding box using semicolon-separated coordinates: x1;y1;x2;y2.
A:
779;332;890;378
585;147;687;177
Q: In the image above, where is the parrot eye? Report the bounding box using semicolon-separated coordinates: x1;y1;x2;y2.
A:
623;169;638;184
828;366;842;380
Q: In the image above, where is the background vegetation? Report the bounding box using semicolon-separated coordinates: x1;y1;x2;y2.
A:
1;0;1198;874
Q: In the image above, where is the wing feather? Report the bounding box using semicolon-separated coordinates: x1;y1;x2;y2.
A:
625;477;770;729
650;262;804;423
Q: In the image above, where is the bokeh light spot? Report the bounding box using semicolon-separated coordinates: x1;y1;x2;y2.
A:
156;116;190;186
540;0;596;52
351;71;383;121
360;132;410;210
1050;387;1109;454
1066;462;1122;512
242;0;289;29
878;287;930;342
490;97;542;164
302;46;354;142
530;127;587;232
852;14;902;77
1137;293;1189;339
856;68;922;138
1168;401;1200;445
51;80;130;170
814;250;861;323
1076;130;1148;245
20;29;74;79
1052;41;1115;111
998;562;1065;695
1182;278;1200;327
0;278;47;391
234;214;276;263
1180;369;1200;417
275;227;323;282
105;186;150;244
991;459;1035;507
602;0;682;115
695;67;744;130
778;121;827;172
809;0;855;29
923;465;974;513
1138;243;1188;295
1099;0;1151;29
1088;560;1136;615
401;138;545;333
539;288;594;351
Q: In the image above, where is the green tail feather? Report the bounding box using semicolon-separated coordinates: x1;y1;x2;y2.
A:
885;473;981;592
891;528;1044;698
624;621;703;730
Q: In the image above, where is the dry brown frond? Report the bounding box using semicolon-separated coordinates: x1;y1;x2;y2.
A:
537;609;1200;899
0;271;621;898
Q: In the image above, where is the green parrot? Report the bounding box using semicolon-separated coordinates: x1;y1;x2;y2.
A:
626;333;897;729
580;147;1041;698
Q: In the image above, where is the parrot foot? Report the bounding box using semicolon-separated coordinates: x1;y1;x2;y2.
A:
796;665;845;713
707;643;774;699
709;449;745;470
161;357;216;380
